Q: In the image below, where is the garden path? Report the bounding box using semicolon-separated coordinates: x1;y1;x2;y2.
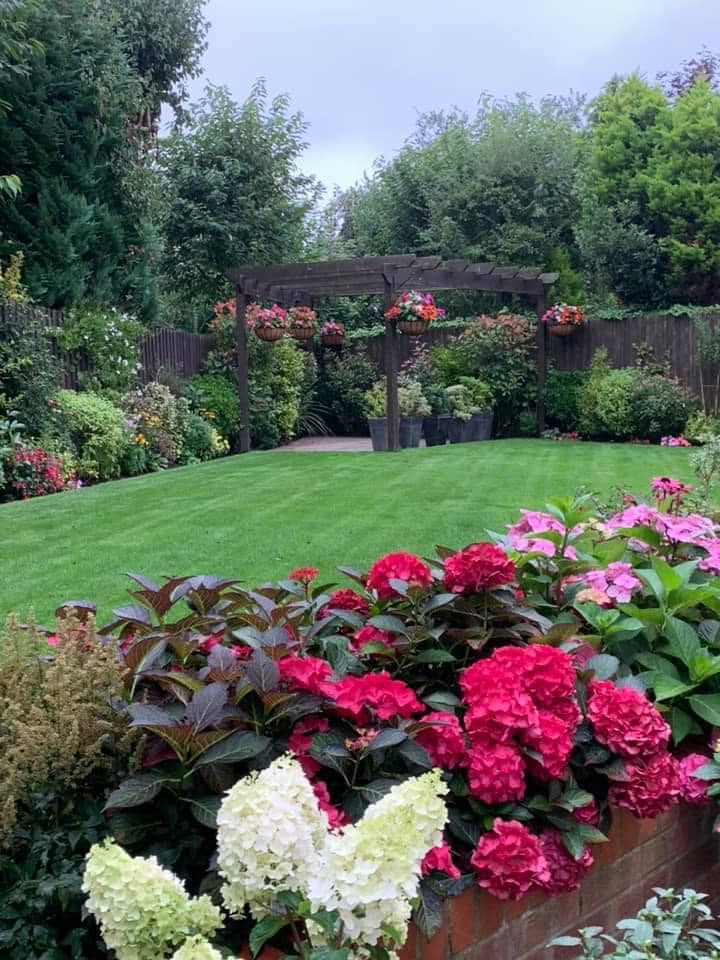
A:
274;436;373;452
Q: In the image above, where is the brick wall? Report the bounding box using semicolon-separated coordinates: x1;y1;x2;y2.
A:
400;805;720;960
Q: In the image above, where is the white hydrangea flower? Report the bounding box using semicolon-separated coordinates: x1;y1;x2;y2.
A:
217;754;329;919
171;935;225;959
82;840;221;960
308;769;448;949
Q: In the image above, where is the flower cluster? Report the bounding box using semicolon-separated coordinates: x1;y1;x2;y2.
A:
384;290;445;326
288;305;317;330
217;754;329;918
507;510;577;558
580;562;643;605
443;542;516;593
246;302;289;330
318;588;370;620
82;840;221;960
366;550;433;598
470;819;550;900
10;446;67;498
328;670;423;723
288;565;319;583
660;435;690;447
320;319;345;337
541;303;584;327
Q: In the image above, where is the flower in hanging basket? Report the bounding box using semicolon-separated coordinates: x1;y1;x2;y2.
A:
288;305;317;338
541;303;584;330
321;320;345;344
246;302;289;330
384;290;445;329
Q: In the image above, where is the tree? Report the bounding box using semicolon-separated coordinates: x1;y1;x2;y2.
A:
158;82;318;325
0;0;40;197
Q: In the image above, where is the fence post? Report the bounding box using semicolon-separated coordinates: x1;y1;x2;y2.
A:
384;276;400;452
235;287;251;454
536;293;546;433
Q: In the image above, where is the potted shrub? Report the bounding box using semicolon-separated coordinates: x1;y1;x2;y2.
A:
247;303;288;342
384;290;444;336
422;382;451;446
444;384;476;443
321;320;345;346
541;302;584;337
287;305;316;340
459;376;495;440
364;379;431;451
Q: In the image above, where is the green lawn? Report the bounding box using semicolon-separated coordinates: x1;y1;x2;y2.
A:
0;440;694;624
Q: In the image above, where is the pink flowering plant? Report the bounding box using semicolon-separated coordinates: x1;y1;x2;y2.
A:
246;302;289;330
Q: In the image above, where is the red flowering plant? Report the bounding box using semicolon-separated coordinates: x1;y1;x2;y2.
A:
384;290;445;326
246;302;289;330
6;445;68;499
287;305;317;332
541;303;584;328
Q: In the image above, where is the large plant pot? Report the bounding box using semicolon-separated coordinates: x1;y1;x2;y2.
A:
255;326;285;342
423;414;450;446
322;334;344;347
447;417;474;444
470;411;494;441
548;324;579;337
368;417;387;451
399;415;424;448
289;327;314;340
397;319;430;336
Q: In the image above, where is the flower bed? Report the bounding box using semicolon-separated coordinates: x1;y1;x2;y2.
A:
7;476;720;957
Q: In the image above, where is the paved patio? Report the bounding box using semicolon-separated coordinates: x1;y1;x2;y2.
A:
274;435;373;452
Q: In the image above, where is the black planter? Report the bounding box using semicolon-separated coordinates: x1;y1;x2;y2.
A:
447;417;474;444
470;411;494;441
368;417;387;451
423;414;450;446
399;415;424;448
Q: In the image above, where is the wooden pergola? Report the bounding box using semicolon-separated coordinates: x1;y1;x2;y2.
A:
226;255;559;452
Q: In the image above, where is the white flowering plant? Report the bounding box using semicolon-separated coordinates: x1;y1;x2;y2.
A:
84;757;449;960
57;302;143;392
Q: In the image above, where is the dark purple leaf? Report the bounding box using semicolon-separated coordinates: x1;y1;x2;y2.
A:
127;704;176;727
185;682;228;732
246;650;280;693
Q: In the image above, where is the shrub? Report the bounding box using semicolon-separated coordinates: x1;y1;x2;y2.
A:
186;374;240;443
365;379;431;417
318;344;378;434
56;303;142;393
628;374;697;443
56;389;126;481
4;445;67;500
0;310;58;437
180;413;228;464
592;368;637;440
685;410;720;443
261;339;306;442
121;382;190;466
543;369;587;432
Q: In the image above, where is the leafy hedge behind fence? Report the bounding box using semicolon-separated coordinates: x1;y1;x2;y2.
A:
4;302;719;407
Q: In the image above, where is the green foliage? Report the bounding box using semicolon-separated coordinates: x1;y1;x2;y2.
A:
0;0;41;117
186;373;239;443
691;435;720;508
543;369;587;432
685;411;720;444
56;389;126;480
551;888;720;958
0;308;58;436
121;381;189;466
158;82;318;322
0;251;28;301
317;344;378;435
364;379;431;418
57;303;142;393
179;412;221;464
628;375;697;443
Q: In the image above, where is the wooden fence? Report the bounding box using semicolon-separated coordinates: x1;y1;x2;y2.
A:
0;303;211;388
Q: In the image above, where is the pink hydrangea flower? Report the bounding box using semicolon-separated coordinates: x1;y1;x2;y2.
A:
538;829;594;895
470;819;550;900
422;841;461;878
678;753;712;806
697;539;720;575
582;562;642;605
507;510;577;559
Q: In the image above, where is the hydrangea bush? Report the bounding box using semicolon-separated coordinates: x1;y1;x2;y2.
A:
34;474;720;953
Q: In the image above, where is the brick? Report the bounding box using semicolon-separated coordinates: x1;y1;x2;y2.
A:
670;842;717;888
476;891;504;938
617;809;643;851
419;922;448;960
579;849;645;914
399;922;418;960
453;926;512;960
449;888;477;954
636;815;660;844
508;891;580;958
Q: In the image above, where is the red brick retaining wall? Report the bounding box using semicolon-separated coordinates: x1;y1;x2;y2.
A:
401;806;719;960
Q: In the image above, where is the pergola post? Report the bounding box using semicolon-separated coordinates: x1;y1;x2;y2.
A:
384;276;400;452
535;292;546;433
235;285;251;454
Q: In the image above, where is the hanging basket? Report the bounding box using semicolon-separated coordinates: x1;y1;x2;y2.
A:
322;333;344;347
289;327;315;341
397;319;430;337
254;326;286;342
548;324;580;338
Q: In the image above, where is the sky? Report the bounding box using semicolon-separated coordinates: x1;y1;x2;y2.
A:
183;0;720;193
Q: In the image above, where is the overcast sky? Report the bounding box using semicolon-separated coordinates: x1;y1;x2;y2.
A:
186;0;720;193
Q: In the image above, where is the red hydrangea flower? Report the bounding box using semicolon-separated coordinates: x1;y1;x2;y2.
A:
523;711;575;781
538;829;594;895
462;660;540;743
327;670;424;723
231;644;252;660
318;588;370;620
443;542;516;594
678;753;711;806
288;716;329;778
422;841;461;879
414;711;467;769
523;645;577;709
312;779;349;829
466;741;526;804
609;753;681;818
470;819;550;901
573;798;601;826
366;551;433;599
289;566;319;583
587;680;670;759
278;654;333;696
198;633;223;654
351;625;396;654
